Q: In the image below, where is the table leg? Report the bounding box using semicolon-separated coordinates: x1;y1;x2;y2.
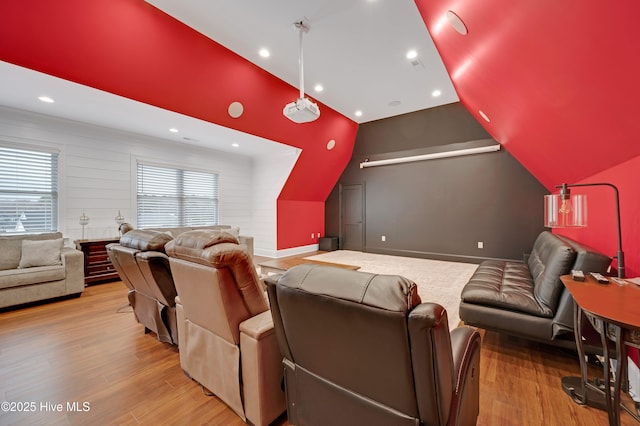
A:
561;305;608;410
599;318;617;426
611;324;624;426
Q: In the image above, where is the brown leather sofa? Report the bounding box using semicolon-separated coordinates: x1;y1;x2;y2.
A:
459;231;611;346
166;230;285;426
266;264;482;426
106;229;178;344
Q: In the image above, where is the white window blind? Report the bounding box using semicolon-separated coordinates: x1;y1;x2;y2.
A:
136;162;219;228
0;145;58;234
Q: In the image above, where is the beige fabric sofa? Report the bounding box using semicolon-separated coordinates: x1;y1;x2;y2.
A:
0;232;84;309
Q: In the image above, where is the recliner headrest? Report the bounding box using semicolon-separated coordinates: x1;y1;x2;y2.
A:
119;229;173;252
119;222;134;235
165;229;244;267
278;264;421;312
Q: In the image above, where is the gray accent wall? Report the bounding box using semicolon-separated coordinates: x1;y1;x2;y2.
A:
325;103;549;263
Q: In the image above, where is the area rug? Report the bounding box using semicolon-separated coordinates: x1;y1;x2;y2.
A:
304;250;478;330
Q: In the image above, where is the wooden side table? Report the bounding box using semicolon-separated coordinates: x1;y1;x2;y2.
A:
561;274;640;425
75;238;120;285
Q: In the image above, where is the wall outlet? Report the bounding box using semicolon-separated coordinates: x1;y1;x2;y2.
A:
311;233;315;239
477;241;484;249
381;235;386;242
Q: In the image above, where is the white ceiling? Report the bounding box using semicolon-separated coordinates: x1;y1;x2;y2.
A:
0;61;295;158
0;0;457;157
146;0;457;122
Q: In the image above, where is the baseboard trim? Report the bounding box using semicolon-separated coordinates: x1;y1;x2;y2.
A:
364;247;519;264
255;243;320;259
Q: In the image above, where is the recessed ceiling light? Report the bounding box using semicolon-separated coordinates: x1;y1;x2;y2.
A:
314;84;323;92
232;143;240;148
406;50;418;60
446;11;468;35
478;110;491;122
259;48;270;58
169;128;179;133
38;96;54;103
432;89;442;97
355;110;363;117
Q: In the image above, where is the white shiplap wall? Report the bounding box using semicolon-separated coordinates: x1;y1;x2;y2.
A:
0;106;296;253
251;148;300;257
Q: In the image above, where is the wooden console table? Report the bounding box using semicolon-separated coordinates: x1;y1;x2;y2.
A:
561;274;640;425
75;238;120;285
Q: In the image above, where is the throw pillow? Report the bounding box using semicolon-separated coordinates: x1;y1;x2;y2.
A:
0;239;23;270
18;238;64;268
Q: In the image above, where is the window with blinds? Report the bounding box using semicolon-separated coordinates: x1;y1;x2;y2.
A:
0;145;59;234
136;162;219;228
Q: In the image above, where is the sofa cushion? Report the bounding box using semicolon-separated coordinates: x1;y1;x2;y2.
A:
0;265;66;290
18;238;64;268
556;235;612;274
0;239;22;270
0;232;62;270
0;232;63;270
527;231;576;315
460;260;552;317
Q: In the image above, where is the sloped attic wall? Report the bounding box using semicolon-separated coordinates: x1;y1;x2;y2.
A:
415;0;640;276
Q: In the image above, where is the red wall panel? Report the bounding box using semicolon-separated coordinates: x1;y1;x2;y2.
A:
552;156;640;278
0;0;358;250
277;200;325;250
415;0;640;278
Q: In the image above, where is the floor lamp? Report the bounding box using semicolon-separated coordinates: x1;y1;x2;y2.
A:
548;183;628;415
544;182;625;278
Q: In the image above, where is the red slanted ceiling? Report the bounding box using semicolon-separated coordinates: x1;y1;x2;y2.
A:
0;0;357;250
415;0;640;277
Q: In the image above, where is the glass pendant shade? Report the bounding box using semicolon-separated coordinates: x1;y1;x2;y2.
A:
544;194;587;227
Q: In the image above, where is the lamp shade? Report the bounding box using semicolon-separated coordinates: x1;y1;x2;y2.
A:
115;210;125;225
79;212;90;226
544;194;587;228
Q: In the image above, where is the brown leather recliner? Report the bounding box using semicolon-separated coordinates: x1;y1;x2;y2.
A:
106;229;178;344
266;264;482;426
165;230;285;426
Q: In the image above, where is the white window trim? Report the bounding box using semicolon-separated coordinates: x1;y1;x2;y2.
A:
0;142;61;235
132;157;221;229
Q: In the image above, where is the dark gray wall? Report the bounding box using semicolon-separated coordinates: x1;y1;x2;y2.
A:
325;103;548;263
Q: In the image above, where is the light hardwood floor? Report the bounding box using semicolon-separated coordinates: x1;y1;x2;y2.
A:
0;278;636;425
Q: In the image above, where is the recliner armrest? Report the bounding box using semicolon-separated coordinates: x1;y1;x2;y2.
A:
240;310;275;340
449;326;481;426
450;326;481;393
